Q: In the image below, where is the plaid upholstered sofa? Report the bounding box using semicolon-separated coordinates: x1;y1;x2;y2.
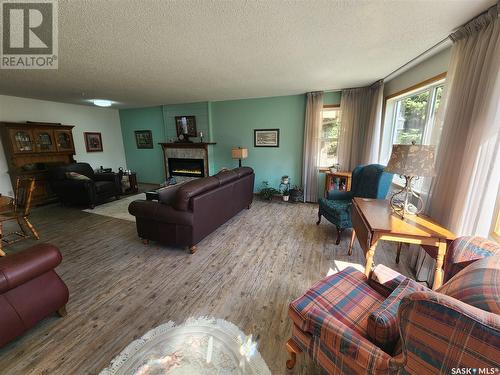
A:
286;236;500;374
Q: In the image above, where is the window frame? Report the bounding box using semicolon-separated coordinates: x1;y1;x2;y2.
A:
318;104;341;169
382;73;446;190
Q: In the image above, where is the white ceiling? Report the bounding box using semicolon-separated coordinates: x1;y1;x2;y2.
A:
0;0;494;108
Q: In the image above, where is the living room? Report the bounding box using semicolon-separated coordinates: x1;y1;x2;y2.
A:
0;1;499;374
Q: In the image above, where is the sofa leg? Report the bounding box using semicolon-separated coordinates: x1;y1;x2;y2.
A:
247;203;252;209
316;212;321;225
57;305;67;317
335;227;343;245
142;238;149;245
286;338;301;370
188;245;197;254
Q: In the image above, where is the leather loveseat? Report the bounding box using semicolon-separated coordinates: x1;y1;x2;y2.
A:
49;162;121;208
0;244;69;348
129;167;255;253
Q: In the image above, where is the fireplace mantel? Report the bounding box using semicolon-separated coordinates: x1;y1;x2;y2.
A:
159;142;216;150
159;142;216;182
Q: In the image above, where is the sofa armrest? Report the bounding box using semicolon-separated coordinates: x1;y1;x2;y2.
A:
368;264;407;298
0;244;62;293
443;236;500;283
305;307;401;374
398;291;500;373
158;185;182;205
128;200;193;226
326;190;353;200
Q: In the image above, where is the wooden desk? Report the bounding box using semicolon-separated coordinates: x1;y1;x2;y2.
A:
349;197;455;289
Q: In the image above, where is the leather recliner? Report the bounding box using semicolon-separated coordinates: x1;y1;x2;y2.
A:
0;244;69;348
49;162;121;208
129;167;255;253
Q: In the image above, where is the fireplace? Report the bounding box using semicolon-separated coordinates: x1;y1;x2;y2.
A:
168;158;205;178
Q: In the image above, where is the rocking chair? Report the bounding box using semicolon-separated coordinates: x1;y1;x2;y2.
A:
0;177;39;256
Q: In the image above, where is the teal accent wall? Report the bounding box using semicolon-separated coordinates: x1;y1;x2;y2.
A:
162;102;211;143
119;92;342;194
119;106;165;184
211;94;306;191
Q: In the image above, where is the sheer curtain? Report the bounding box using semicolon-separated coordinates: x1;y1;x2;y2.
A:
302;91;324;202
337;80;384;170
427;4;500;237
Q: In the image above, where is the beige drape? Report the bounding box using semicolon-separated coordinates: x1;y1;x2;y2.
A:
427;4;500;236
302;91;324;202
337;80;384;171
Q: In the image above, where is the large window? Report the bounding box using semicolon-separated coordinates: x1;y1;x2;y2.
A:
382;76;445;190
319;107;341;168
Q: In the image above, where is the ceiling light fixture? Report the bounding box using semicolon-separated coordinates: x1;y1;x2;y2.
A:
92;99;113;107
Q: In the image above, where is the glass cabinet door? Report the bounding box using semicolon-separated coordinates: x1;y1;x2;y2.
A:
9;129;34;153
33;129;56;152
54;130;74;152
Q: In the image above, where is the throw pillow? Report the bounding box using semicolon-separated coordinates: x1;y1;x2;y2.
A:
437;254;500;314
367;278;428;353
66;172;91;181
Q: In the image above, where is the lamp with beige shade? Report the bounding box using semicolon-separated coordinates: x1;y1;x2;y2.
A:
384;142;436;218
231;147;248;167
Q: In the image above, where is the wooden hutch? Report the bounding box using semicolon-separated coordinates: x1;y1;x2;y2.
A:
0;122;76;205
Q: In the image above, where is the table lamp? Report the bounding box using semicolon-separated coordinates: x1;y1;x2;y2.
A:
231;147;248;167
384;142;436;218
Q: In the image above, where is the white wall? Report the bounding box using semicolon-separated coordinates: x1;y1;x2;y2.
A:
384;47;452;97
0;95;127;196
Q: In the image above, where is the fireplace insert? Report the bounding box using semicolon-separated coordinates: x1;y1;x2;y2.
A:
168;158;205;178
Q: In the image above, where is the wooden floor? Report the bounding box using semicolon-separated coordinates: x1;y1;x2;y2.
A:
0;197;413;375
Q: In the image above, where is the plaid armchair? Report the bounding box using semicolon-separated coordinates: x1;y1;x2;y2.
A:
286;236;500;374
317;164;393;244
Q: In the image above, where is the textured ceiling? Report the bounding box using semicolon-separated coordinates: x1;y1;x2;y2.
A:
0;0;494;108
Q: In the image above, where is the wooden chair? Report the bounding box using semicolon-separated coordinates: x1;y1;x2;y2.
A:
0;177;39;256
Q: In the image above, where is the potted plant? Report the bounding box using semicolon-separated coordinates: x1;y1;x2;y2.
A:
282;186;290;202
260;181;280;201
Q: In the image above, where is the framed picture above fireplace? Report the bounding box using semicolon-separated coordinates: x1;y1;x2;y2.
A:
175;116;197;137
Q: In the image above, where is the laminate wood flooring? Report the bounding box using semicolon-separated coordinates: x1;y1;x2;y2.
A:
0;198;414;375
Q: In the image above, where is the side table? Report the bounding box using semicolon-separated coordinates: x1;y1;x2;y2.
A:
349;197;455;289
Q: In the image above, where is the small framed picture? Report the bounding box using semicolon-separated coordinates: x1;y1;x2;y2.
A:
175;116;197;137
254;129;280;147
84;132;103;152
134;130;153;149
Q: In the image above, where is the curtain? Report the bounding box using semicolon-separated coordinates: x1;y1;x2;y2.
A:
427;4;500;237
337;80;384;171
302;91;324;203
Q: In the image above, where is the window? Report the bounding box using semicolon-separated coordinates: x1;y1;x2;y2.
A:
382;75;445;190
319;107;341;168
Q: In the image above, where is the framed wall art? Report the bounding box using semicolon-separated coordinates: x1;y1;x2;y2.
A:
254;128;279;147
134;130;153;149
175;116;197;137
84;132;103;152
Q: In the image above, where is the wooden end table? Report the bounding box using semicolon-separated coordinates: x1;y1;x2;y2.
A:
349;197;455;289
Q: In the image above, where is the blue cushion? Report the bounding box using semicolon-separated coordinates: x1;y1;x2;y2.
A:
319;198;352;229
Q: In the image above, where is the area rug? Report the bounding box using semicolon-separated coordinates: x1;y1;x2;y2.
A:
99;317;271;375
83;193;145;222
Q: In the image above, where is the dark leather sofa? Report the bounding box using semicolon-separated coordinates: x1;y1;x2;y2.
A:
0;244;69;348
129;167;255;253
49;162;121;208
